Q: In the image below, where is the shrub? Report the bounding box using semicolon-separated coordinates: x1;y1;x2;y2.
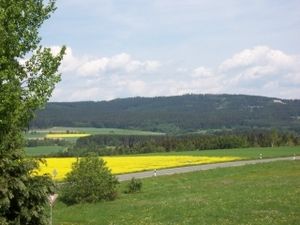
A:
124;178;142;194
60;155;119;205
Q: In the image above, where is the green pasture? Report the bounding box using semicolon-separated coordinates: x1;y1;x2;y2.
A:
53;160;300;225
25;127;165;140
25;145;299;158
145;146;300;159
25;146;65;156
52;127;165;136
24;127;165;156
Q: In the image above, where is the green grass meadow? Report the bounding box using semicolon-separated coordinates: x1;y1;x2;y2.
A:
25;146;66;156
146;146;300;159
25;145;299;159
53;160;300;225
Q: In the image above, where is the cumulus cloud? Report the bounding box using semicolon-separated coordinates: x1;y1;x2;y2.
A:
218;46;300;97
220;46;296;72
192;67;214;78
58;50;161;77
50;46;300;101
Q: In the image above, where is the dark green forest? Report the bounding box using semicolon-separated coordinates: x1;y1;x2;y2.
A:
31;94;300;133
47;130;299;157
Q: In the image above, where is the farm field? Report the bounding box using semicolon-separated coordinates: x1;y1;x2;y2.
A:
146;146;300;158
25;127;165;140
45;133;90;138
25;146;65;156
37;146;300;180
53;160;300;225
38;156;242;180
25;127;166;155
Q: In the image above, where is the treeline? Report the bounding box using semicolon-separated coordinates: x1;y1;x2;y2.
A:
53;130;299;157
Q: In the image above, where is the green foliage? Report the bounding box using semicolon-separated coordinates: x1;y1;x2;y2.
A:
31;94;300;133
26;138;69;147
124;178;142;194
0;0;65;224
62;130;299;157
0;158;56;224
60;156;119;205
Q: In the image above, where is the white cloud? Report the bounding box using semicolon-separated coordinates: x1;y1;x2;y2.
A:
78;58;109;76
144;61;161;72
220;46;296;72
218;46;300;96
51;47;82;73
56;50;161;78
192;67;214;78
51;46;300;101
127;80;146;95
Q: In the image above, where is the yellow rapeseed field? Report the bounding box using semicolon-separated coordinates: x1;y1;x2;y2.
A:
38;156;242;180
45;133;91;138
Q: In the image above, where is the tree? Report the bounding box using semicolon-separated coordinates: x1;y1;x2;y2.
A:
0;0;65;224
60;156;119;205
270;129;279;147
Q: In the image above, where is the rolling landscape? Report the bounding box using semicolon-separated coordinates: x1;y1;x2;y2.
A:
31;94;300;133
23;94;300;224
2;1;300;225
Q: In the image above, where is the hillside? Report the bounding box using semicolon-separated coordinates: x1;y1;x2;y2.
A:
31;94;300;133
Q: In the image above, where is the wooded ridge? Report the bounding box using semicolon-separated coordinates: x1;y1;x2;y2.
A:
31;94;300;133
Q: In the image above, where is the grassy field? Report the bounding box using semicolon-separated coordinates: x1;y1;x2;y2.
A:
53;160;300;225
25;127;165;140
25;146;65;156
25;127;166;154
146;146;300;159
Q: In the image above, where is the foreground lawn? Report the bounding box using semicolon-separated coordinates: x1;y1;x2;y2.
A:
53;160;300;225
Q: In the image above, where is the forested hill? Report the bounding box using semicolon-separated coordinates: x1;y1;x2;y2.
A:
31;94;300;133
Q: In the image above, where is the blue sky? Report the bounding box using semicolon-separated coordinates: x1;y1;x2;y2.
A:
41;0;300;101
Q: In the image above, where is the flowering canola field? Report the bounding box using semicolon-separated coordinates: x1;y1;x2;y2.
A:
38;156;242;180
45;133;91;138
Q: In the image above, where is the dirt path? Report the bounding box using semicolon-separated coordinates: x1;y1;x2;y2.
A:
116;156;299;181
